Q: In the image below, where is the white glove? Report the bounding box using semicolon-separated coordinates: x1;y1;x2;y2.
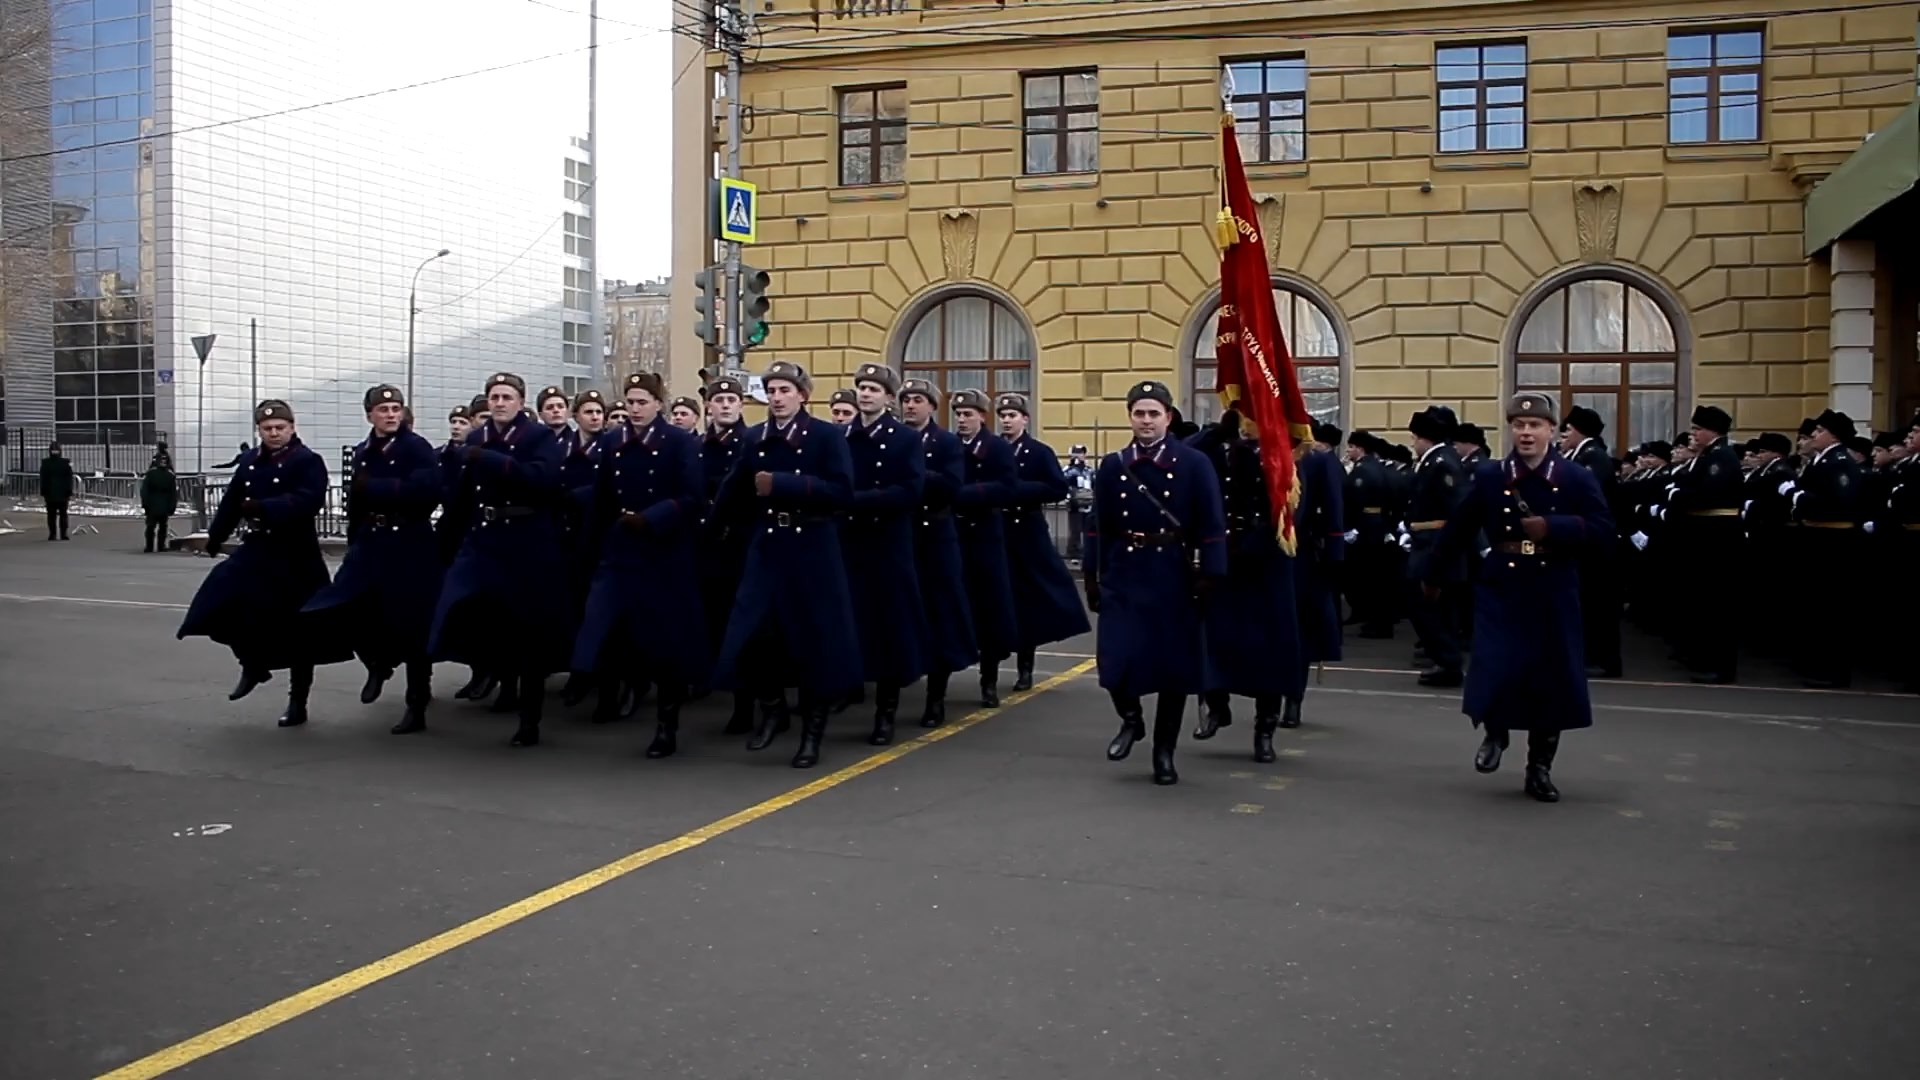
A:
1476;547;1491;560
1777;480;1795;496
1864;521;1875;534
1398;532;1412;551
1743;500;1752;513
1631;531;1649;551
1665;483;1679;499
1343;529;1358;543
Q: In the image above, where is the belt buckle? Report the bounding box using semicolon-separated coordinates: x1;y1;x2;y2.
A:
1519;540;1535;555
774;511;793;528
482;506;501;522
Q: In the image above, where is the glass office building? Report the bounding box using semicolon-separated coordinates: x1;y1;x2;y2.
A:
1;0;594;470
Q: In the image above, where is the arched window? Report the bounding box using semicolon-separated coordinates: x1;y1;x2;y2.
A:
1513;276;1682;449
1189;282;1343;427
899;293;1034;422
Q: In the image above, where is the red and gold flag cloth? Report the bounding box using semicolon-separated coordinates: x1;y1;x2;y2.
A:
1213;111;1315;554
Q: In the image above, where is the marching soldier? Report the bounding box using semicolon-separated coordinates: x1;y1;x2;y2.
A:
445;398;501;704
1190;409;1301;762
1343;431;1400;639
996;393;1091;692
1741;432;1796;641
1428;393;1614;803
1290;422;1347;727
669;396;703;433
1560;406;1622;678
301;385;442;734
571;373;708;757
428;372;570;747
1779;409;1867;688
899;378;980;729
828;389;858;425
697;374;757;734
710;360;864;768
178;399;348;727
537;384;572;433
559;389;623;718
1085;381;1226;786
1662;406;1745;684
1405;406;1470;687
1452;423;1490;469
950;388;1021;707
842;362;933;745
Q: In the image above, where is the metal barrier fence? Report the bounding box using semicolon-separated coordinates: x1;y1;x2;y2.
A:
5;424;166;476
182;475;351;537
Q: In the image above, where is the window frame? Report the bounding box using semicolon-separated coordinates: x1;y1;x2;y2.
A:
1509;272;1689;450
837;83;908;187
1186;278;1347;428
891;289;1038;427
1434;39;1529;154
1223;54;1307;165
1666;26;1764;145
1021;69;1100;176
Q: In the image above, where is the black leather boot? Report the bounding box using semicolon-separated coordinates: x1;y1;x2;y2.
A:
869;683;899;746
1475;728;1510;773
490;675;522;714
1279;696;1302;729
747;693;790;751
360;665;392;705
1106;692;1146;761
1523;731;1560;801
920;671;950;729
980;665;1001;708
618;682;641;718
1252;714;1277;764
646;687;683;759
1012;649;1035;692
560;672;595;708
792;704;828;769
1194;691;1231;740
724;691;756;734
230;667;271;701
1151;694;1185;785
454;668;492;700
390;707;426;735
509;675;544;747
278;666;313;728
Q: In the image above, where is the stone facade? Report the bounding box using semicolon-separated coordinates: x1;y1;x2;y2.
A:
673;0;1919;451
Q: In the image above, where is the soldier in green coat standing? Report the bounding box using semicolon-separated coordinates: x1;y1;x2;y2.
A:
140;450;178;552
39;443;75;541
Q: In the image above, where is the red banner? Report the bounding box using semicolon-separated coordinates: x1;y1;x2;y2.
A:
1213;111;1314;554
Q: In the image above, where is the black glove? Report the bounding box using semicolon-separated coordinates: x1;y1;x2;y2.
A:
1083;573;1100;614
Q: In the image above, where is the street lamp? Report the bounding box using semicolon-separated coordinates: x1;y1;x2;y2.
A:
406;248;452;403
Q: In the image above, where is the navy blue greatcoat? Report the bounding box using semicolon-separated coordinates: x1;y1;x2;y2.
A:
1187;426;1303;698
954;430;1021;665
301;427;443;668
1004;433;1092;650
842;412;932;685
697;423;753;652
711;413;863;697
911;422;979;674
1293;447;1348;665
428;412;571;673
1434;451;1614;732
1084;439;1227;697
435;439;470;565
571;415;709;683
178;437;350;670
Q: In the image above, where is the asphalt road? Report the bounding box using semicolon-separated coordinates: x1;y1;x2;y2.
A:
3;519;1917;1079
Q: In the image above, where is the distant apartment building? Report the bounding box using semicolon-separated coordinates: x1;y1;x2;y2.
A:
603;277;670;390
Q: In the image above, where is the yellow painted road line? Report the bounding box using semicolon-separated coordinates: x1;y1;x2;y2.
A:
94;659;1097;1080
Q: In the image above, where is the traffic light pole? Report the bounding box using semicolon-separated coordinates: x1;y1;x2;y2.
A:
721;1;744;370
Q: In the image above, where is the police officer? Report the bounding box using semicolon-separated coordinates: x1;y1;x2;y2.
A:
1085;380;1227;786
1452;423;1490;469
1559;406;1622;678
710;360;864;768
841;362;933;745
1343;431;1400;639
428;372;570;747
950;388;1021;707
1430;393;1614;803
536;384;572;434
178;399;347;727
996;392;1091;692
1779;409;1867;688
1290;421;1347;728
899;378;980;728
698;374;757;734
1189;408;1302;761
1405;406;1470;687
1658;405;1745;683
572;373;708;756
301;384;442;734
828;388;858;425
669;395;703;433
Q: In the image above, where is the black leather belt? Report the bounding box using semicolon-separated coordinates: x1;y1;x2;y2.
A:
364;513;424;529
1126;530;1183;547
479;505;537;522
1492;540;1548;556
917;508;952;522
766;511;832;528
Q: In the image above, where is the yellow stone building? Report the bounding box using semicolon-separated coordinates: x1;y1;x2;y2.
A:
669;0;1920;453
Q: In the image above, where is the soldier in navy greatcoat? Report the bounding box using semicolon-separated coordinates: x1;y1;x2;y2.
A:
996;393;1091;692
1086;380;1227;786
1427;393;1615;803
428;372;570;747
178;399;348;727
1778;408;1868;688
669;395;703;434
571;380;708;757
841;362;933;745
1290;422;1348;727
1404;405;1470;687
445;395;503;705
711;360;864;769
558;388;629;718
1559;406;1624;678
697;375;757;734
950;388;1021;707
899;379;980;729
1188;409;1302;763
301;385;442;734
828;388;858;425
1659;405;1745;684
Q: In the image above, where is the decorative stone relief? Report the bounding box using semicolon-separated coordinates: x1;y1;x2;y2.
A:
1574;182;1623;262
1254;194;1284;272
938;208;979;280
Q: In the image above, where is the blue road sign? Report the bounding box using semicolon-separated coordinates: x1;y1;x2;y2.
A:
719;177;757;244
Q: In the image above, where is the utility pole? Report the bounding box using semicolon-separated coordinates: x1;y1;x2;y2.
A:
587;0;602;392
249;318;257;406
720;0;746;373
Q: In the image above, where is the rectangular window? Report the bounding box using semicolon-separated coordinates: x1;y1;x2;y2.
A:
838;84;908;186
1223;55;1306;164
1436;41;1527;153
1023;70;1099;175
564;267;590;311
1667;28;1762;143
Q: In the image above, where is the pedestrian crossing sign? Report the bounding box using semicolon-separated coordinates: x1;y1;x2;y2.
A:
719;177;757;244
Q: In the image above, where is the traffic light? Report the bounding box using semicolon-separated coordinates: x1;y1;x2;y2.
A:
692;265;721;348
740;264;771;350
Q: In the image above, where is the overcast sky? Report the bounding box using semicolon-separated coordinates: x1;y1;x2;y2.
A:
592;0;676;284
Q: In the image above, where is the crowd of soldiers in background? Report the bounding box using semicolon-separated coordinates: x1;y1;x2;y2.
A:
1336;403;1920;694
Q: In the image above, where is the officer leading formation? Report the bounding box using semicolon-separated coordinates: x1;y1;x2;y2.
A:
176;361;1919;794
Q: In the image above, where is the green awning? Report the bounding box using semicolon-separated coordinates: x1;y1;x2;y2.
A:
1806;99;1920;256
